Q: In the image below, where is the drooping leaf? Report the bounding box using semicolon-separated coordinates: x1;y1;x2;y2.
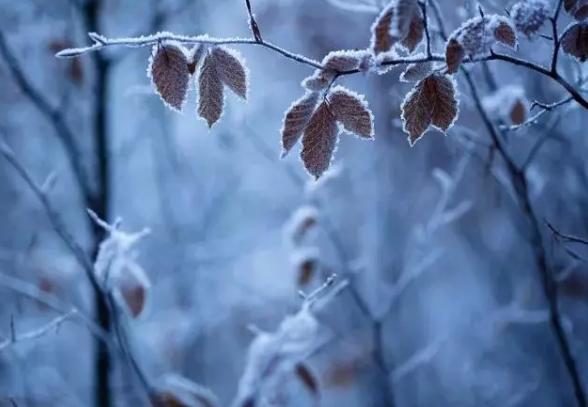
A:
301;102;339;179
400;13;424;53
561;22;588;61
448;15;517;60
400;60;433;82
198;52;224;127
575;1;588;19
510;0;549;36
211;46;248;99
114;262;151;319
149;43;190;111
401;73;458;145
370;0;418;54
445;38;465;74
281;92;319;157
327;86;374;138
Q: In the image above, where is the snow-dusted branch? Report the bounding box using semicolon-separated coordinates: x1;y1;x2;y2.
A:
0;310;77;352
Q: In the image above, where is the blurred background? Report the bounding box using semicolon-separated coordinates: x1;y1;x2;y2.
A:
1;0;588;406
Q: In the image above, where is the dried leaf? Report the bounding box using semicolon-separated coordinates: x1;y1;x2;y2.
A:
322;50;361;72
301;102;339;179
400;61;433;82
281;92;319;157
565;0;578;12
302;70;334;91
445;39;465;74
328;86;374;138
400;13;424;53
370;0;418;53
510;99;527;125
510;0;549;36
115;263;150;319
493;19;517;48
295;363;319;396
401;73;458;145
574;0;588;20
371;6;394;53
198;52;224;127
297;258;317;286
211;46;248;99
561;22;588;61
149;43;190;111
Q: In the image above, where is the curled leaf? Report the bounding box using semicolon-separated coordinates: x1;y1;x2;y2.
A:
281;92;319;157
198;52;225;127
149;43;190;111
211;46;248;99
322;50;361;72
328;86;374;138
301;102;339;179
370;0;418;54
492;19;517;48
561;22;588;61
401;73;458;145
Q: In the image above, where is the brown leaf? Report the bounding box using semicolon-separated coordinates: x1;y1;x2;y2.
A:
401;73;458;145
400;14;424;53
370;0;418;54
281;92;319;157
301;71;333;91
301;102;339;179
328;86;374;138
198;52;224;127
445;38;465;74
116;265;150;319
565;0;578;12
295;363;320;396
493;20;517;48
211;46;248;99
297;258;317;286
574;0;588;20
149;44;190;111
510;99;527;125
561;22;588;61
371;6;394;54
399;61;433;82
152;391;191;407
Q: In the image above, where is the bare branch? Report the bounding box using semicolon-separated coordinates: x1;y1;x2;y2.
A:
245;0;263;42
546;221;588;246
0;310;77;352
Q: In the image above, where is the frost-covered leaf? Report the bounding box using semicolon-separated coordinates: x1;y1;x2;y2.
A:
301;102;339;179
482;85;528;124
561;22;588;61
445;38;465;74
284;206;319;245
211;46;248;99
327;86;374;138
401;73;458;145
281;92;319;157
302;70;334;91
400;61;433;82
198;52;224;127
322;50;361;72
295;363;319;397
370;0;418;54
232;305;323;407
400;13;424;52
492;19;517;48
149;43;190;111
291;247;320;286
448;15;517;60
114;262;151;319
510;0;549;36
565;0;578;12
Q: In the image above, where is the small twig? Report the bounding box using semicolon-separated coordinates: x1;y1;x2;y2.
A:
502;96;573;132
0;310;77;352
245;0;263;42
419;0;432;58
546;220;588;246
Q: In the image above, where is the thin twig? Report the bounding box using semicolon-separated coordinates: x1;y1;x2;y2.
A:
0;310;77;352
546;221;588;246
